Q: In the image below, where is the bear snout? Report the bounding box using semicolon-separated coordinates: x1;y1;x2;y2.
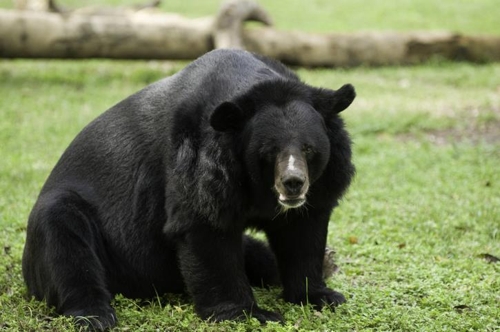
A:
274;151;310;208
281;174;306;197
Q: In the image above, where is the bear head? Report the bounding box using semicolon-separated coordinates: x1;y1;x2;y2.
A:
210;79;355;211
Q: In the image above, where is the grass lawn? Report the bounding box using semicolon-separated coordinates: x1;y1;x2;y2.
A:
1;0;499;331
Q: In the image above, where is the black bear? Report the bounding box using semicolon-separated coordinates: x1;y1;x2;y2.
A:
22;49;355;330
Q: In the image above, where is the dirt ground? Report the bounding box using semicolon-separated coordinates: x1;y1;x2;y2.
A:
399;106;500;145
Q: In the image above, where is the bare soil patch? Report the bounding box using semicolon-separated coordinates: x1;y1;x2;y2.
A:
399;107;500;145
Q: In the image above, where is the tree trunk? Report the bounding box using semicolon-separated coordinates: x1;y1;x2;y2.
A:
1;5;499;67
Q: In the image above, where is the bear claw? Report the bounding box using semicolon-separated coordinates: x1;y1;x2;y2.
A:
65;306;117;331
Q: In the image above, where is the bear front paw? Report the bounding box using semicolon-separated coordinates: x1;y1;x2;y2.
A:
285;287;346;310
201;303;283;323
249;307;284;323
309;288;346;310
64;305;117;331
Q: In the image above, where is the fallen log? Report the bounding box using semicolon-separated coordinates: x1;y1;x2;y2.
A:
243;29;500;67
1;3;499;67
0;9;213;60
0;0;272;60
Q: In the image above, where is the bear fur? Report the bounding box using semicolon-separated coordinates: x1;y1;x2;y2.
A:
22;49;355;329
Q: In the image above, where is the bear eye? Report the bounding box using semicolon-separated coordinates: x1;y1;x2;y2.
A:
259;143;279;163
303;145;315;157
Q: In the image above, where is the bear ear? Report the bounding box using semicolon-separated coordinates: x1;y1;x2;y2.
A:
312;84;356;116
210;101;245;132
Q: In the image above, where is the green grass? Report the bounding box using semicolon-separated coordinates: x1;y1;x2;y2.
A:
1;0;500;331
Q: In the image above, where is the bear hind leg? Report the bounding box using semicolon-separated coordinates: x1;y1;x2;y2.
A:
22;190;116;330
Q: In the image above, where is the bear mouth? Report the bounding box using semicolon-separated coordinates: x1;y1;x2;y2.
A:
277;194;306;209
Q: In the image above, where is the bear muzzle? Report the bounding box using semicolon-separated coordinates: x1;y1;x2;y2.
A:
274;151;310;209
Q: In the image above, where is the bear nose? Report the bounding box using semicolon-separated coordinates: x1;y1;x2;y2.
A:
282;175;305;196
